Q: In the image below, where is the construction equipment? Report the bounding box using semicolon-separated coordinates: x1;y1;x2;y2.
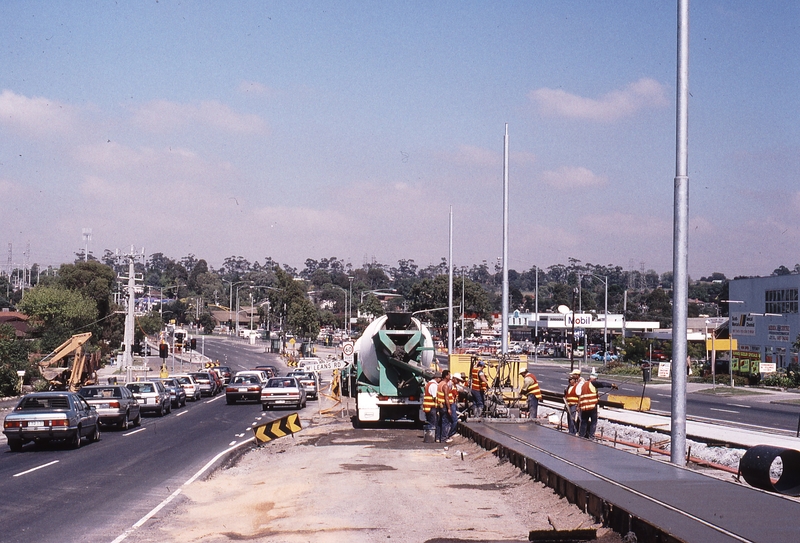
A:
346;312;435;424
38;332;100;391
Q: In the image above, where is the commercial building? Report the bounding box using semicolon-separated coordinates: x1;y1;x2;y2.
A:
729;275;799;369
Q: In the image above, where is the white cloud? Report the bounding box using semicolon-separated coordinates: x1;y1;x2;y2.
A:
541;166;607;189
0;89;78;136
529;78;668;122
131;99;267;134
452;144;500;167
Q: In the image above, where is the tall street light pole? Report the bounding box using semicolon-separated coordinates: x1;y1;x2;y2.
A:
348;276;353;337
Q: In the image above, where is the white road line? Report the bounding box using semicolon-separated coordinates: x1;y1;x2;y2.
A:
110;437;255;543
123;428;146;437
205;395;225;404
228;441;237;446
176;411;188;417
727;403;751;409
710;407;739;414
657;394;671;397
13;460;59;478
621;387;636;392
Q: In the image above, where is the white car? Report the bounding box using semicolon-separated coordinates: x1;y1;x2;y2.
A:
171;374;202;402
235;370;270;385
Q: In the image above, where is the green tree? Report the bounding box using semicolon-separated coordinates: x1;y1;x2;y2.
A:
287;298;320;340
359;293;385;320
0;323;32;396
18;286;98;352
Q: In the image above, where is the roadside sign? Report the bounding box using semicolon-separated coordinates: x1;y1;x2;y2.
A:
760;362;777;374
657;362;671;378
302;359;346;372
343;341;355;363
253;413;302;444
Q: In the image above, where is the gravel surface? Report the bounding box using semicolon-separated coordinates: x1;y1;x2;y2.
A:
127;414;622;543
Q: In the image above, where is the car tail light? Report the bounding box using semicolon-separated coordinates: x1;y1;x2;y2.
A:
109;401;120;408
262;392;273;397
378;395;389;401
248;386;261;392
408;396;418;401
49;419;68;427
287;392;299;397
226;387;236;393
4;421;21;428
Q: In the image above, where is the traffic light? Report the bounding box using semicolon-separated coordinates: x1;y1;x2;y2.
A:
159;343;169;359
190;338;197;351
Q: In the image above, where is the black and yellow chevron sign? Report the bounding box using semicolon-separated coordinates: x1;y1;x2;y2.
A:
286;359;298;367
253;413;302;444
204;361;220;368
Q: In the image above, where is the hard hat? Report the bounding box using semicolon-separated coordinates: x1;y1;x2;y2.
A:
452;373;462;381
569;369;581;376
477;360;486;366
520;369;528;375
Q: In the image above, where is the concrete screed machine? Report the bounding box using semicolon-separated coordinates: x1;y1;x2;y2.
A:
348;312;435;424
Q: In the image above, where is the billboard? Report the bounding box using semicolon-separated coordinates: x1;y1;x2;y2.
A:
730;313;756;336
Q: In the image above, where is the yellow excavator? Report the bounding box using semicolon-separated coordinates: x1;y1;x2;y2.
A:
38;332;101;392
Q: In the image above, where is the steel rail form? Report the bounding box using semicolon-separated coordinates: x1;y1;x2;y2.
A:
460;422;800;543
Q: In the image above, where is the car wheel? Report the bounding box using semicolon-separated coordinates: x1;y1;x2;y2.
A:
302;399;307;408
158;404;166;417
261;403;269;411
8;439;23;452
90;424;101;443
181;397;187;407
133;410;142;427
119;412;130;430
70;428;82;449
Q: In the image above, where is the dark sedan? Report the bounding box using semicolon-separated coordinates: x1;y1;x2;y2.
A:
225;374;263;404
3;392;101;451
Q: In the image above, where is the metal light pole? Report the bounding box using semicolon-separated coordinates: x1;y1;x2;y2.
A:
348;276;353;337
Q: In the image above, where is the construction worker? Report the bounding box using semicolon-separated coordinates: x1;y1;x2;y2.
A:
519;368;543;419
576;373;599;439
422;371;440;438
564;369;582;435
470;360;488;417
446;373;462;439
436;370;452;443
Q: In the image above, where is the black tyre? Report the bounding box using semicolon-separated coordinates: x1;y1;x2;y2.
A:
8;439;23;452
181;397;187;407
132;411;142;427
119;412;129;430
166;402;172;414
261;403;269;411
70;428;82;449
89;424;101;443
158;404;166;417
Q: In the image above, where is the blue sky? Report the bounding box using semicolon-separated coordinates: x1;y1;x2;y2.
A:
2;2;798;279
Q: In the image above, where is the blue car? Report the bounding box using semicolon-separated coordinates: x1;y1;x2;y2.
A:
591;352;618;362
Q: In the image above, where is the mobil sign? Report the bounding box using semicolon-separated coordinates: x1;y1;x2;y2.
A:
566;313;593;327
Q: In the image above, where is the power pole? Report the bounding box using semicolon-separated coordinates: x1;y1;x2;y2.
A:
119;247;144;382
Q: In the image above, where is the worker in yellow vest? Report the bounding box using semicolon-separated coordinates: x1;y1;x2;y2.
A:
436;370;453;443
519;368;543;419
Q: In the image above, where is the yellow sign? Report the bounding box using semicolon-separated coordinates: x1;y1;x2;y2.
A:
159;364;169;378
253;413;302;444
289;338;296;345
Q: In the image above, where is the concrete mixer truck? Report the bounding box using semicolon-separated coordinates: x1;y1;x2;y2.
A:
348;312;435;424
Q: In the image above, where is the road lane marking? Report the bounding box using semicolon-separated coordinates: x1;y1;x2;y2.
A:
657;394;671;397
110;436;255;543
13;460;59;478
710;407;739;414
176;411;188;417
123;428;146;436
727;403;751;409
228;441;237;446
205;395;225;404
621;387;636;392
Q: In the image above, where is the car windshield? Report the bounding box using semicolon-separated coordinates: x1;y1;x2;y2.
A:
191;373;208;380
79;387;122;399
16;395;71;410
175;376;192;384
233;376;258;384
128;383;155;394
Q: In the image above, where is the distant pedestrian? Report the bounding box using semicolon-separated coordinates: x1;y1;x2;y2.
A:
519;368;542;419
470;360;488;417
564;369;582;435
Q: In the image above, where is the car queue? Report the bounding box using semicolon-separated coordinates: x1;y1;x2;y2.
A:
3;364;318;452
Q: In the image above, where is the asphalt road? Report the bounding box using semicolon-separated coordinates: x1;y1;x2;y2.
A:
0;338;314;543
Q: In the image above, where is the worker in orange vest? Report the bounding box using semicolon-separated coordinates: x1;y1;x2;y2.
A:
470;360;488;417
564;369;582;435
576;375;599;439
437;370;453;443
422;371;441;437
519;368;543;419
